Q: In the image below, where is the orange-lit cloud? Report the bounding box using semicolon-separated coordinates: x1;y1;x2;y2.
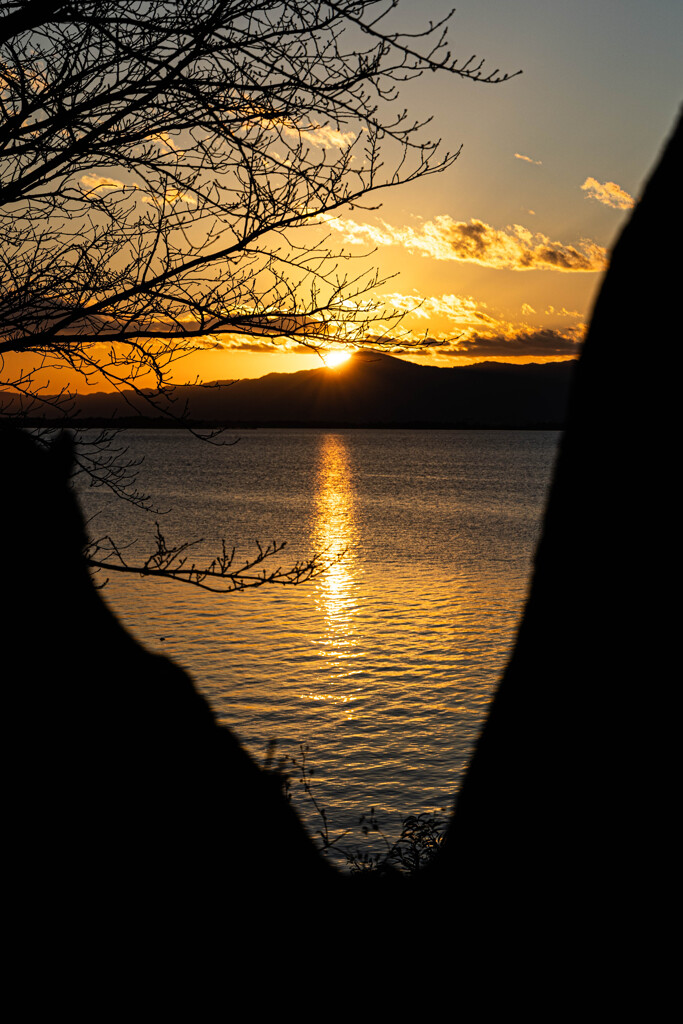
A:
188;334;329;355
580;177;634;210
80;173;195;206
447;327;582;358
370;325;583;360
352;291;585;360
544;305;582;318
148;131;184;154
24;281;582;364
321;214;606;271
143;187;197;207
515;152;542;165
284;122;356;149
255;114;355;150
200;291;586;361
200;327;582;361
80;173;127;193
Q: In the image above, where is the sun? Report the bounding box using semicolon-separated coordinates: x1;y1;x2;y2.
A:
324;349;352;369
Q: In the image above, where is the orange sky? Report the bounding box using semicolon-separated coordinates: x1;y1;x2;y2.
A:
158;0;680;385
5;1;681;394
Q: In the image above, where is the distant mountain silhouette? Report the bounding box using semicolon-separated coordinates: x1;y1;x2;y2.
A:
8;353;575;427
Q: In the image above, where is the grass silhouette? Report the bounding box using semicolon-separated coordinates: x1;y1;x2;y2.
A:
273;743;447;875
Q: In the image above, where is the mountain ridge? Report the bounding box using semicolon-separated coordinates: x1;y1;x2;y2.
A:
3;352;576;428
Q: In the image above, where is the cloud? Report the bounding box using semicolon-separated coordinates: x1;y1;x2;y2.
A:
162;188;196;206
581;177;634;210
370;325;583;360
290;123;356;149
188;312;332;351
257;116;355;150
363;292;585;359
379;292;497;325
191;333;327;355
142;188;197;208
450;327;582;358
321;214;607;272
215;325;582;360
81;176;196;209
521;303;536;316
515;153;542;165
80;174;127;193
166;289;585;362
147;132;184;154
544;305;582;318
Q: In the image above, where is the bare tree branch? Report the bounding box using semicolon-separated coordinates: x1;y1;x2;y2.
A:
86;524;348;594
0;1;517;588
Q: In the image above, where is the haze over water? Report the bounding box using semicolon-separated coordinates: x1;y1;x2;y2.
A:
78;428;560;855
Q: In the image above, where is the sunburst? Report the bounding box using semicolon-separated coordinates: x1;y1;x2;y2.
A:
324;349;352;369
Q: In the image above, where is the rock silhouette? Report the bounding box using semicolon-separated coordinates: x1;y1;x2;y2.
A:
3;111;680;974
2;428;339;940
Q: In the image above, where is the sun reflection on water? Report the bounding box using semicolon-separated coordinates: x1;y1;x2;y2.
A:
307;434;361;707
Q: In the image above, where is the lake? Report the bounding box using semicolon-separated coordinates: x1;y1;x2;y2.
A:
76;427;560;861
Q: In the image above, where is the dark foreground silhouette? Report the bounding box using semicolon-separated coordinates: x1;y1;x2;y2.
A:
3;112;680;982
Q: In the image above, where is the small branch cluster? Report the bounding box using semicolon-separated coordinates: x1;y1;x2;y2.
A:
86;524;347;594
282;743;447;874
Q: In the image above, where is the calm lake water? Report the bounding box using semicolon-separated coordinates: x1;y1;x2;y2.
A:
76;427;560;857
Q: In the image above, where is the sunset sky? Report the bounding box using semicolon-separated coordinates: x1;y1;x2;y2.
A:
3;1;681;397
187;0;681;382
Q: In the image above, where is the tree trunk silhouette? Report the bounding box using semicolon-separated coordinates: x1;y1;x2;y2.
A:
432;109;682;963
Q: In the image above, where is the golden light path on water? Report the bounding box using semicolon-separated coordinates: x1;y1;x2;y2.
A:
77;428;560;855
307;433;361;712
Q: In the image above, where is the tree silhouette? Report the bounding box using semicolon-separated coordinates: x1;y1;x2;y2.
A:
0;1;517;587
